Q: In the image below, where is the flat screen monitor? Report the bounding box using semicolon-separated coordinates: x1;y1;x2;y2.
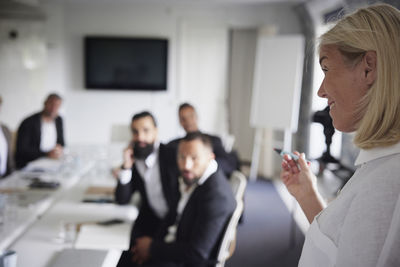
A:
84;36;168;91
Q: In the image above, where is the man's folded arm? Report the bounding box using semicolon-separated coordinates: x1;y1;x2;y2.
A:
150;193;234;264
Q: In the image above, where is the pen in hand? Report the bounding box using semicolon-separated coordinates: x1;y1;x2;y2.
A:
273;148;310;163
274;148;300;160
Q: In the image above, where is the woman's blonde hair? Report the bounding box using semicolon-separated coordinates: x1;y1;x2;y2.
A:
319;4;400;149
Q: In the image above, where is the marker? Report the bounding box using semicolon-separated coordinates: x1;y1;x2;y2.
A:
273;148;300;160
274;148;312;166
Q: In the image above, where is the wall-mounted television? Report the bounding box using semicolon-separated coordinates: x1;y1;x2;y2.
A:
84;36;168;91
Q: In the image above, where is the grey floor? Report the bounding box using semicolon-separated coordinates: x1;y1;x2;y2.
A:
226;178;305;267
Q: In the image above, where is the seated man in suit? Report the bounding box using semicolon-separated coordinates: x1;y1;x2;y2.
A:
115;111;180;247
168;103;239;177
0;96;15;178
15;93;65;169
118;132;236;267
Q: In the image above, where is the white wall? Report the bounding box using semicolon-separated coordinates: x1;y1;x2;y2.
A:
0;1;302;146
62;2;178;144
0;2;66;129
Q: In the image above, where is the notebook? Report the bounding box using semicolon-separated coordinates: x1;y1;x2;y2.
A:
49;248;121;267
74;223;131;250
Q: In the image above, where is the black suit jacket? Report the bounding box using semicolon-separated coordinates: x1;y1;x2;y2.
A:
168;133;238;177
115;143;180;244
1;124;15;178
15;112;65;169
150;169;236;267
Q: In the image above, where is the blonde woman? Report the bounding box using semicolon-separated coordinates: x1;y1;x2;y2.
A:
281;4;400;267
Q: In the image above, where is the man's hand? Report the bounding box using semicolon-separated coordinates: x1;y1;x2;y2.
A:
111;166;121;179
131;236;152;264
122;145;134;169
48;144;63;159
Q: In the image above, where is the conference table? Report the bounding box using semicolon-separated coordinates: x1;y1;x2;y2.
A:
0;144;138;267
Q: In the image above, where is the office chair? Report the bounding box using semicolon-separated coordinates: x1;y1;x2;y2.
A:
214;170;247;267
221;133;236;153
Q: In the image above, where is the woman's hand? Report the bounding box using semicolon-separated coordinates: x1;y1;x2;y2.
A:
280;151;325;223
281;152;316;201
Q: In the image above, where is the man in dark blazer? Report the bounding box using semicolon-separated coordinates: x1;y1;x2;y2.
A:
117;132;236;267
15;93;65;169
168;103;239;177
115;111;180;248
0;96;15;178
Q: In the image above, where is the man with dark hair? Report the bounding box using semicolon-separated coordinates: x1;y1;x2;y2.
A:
115;111;180;249
0;96;15;178
168;102;239;177
117;131;236;267
15;93;65;169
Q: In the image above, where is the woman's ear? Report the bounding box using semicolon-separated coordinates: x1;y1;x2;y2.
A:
363;51;377;86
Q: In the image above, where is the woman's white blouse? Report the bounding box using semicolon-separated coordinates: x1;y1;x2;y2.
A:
299;142;400;267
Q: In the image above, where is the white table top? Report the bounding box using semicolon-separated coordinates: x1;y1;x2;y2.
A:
0;144;137;267
0;156;94;251
11;177;137;267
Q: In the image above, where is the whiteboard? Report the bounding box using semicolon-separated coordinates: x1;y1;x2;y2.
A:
250;35;305;132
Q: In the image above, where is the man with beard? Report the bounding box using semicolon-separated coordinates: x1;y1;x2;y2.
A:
15;93;65;169
117;131;236;267
168;103;239;177
115;111;180;249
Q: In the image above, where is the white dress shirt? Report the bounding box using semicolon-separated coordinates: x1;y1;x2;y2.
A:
0;126;8;176
164;159;218;243
40;120;57;152
119;142;168;219
299;141;400;267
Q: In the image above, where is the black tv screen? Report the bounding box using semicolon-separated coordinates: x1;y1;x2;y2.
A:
84;36;168;91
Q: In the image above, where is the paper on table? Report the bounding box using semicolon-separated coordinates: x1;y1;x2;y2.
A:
74;223;131;251
49;248;109;267
102;249;122;267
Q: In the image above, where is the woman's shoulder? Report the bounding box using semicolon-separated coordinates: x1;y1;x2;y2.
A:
359;152;400;188
347;153;400;212
331;152;400;217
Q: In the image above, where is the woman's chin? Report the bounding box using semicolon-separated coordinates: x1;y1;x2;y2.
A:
332;120;357;133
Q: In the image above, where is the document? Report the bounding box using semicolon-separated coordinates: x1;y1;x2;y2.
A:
74;223;131;250
50;248;121;267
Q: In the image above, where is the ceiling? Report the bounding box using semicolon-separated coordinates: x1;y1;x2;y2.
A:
51;0;308;4
0;0;313;21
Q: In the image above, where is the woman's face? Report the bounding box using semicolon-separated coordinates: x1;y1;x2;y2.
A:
318;45;372;132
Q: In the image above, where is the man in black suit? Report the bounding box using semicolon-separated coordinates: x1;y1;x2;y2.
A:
115;111;180;248
118;132;236;267
15;93;65;169
0;96;15;178
168;103;239;177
